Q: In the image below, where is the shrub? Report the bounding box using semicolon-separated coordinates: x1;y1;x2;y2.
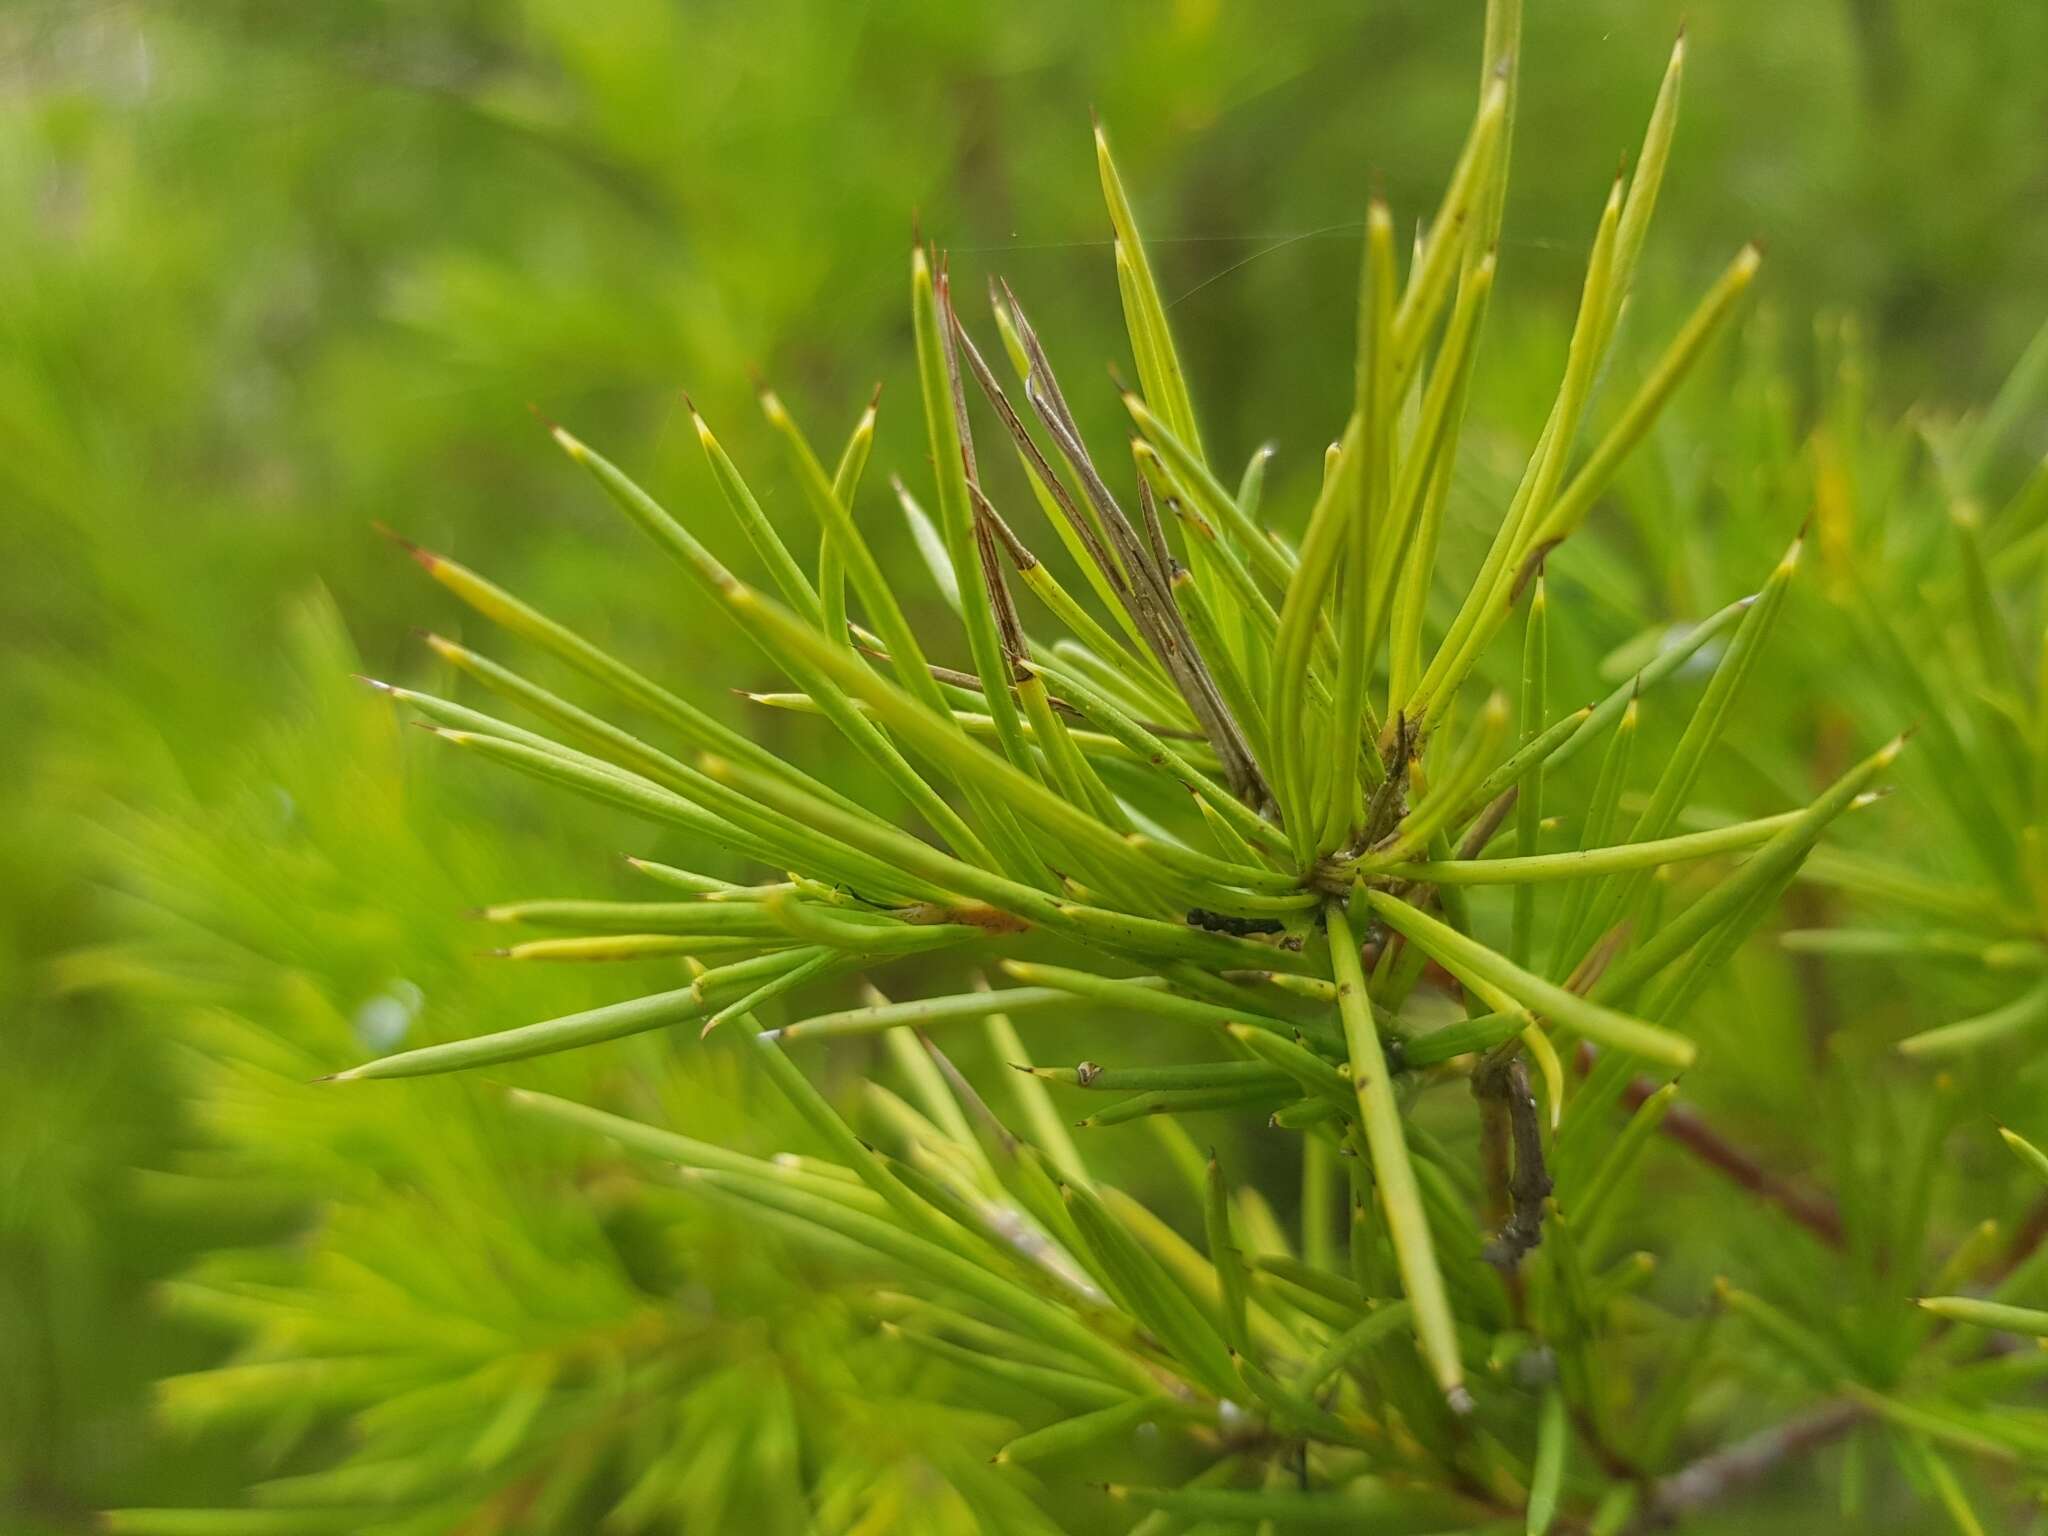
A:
118;1;2048;1530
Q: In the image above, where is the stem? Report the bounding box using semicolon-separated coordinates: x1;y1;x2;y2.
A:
1636;1400;1862;1529
1474;1053;1551;1269
1632;1080;1845;1250
1579;1047;1846;1250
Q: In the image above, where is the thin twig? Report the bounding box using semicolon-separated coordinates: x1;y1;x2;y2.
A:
1576;1046;1846;1251
1635;1399;1862;1529
1135;467;1178;586
995;282;1271;809
964;280;1128;590
1474;1054;1551;1269
1999;1191;2048;1277
937;266;1030;681
1633;1079;1845;1249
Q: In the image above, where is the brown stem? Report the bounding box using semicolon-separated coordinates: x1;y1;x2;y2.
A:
1635;1399;1862;1529
993;282;1272;809
1366;712;1420;850
1477;1069;1513;1230
1134;465;1177;585
936;268;1030;682
1474;1054;1551;1270
1999;1191;2048;1277
964;281;1130;591
1601;1062;1846;1251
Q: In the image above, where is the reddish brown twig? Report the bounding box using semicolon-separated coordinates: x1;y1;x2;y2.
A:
1620;1075;1846;1250
1573;1041;1847;1251
1998;1191;2048;1277
1635;1399;1862;1529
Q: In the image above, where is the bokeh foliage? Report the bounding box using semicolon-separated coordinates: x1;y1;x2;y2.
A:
3;1;2044;1530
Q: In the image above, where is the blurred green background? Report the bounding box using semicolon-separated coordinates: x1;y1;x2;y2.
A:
5;0;2045;1529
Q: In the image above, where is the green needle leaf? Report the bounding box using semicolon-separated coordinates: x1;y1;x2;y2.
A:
1096;121;1204;464
1915;1296;2048;1337
1526;1384;1568;1535
1327;898;1468;1410
1361;888;1694;1068
992;1396;1182;1466
1999;1126;2048;1187
1899;982;2048;1059
1204;1152;1252;1356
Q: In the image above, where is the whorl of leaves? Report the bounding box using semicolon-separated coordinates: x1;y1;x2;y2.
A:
136;2;1986;1530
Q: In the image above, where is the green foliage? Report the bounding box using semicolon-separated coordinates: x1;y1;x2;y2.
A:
104;8;2017;1528
8;3;2048;1533
83;604;1060;1535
